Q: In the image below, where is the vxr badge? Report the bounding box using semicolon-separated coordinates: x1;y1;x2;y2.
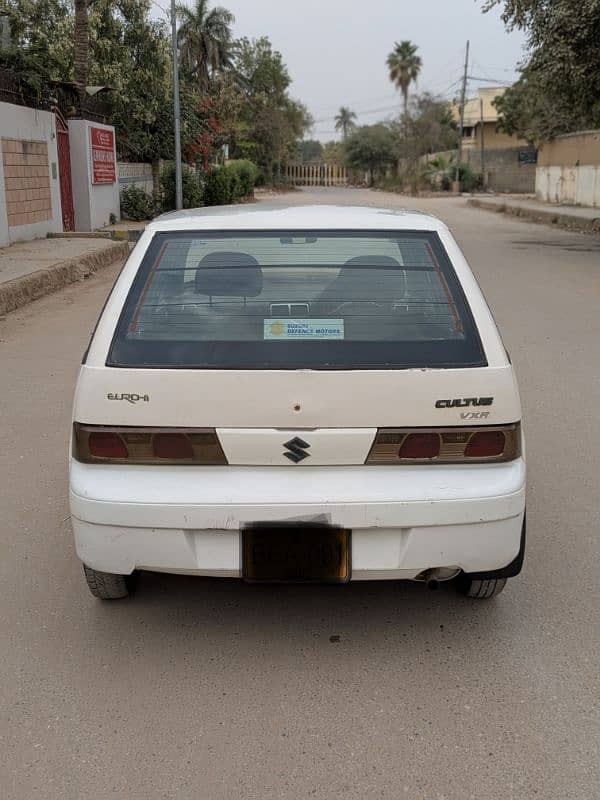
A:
283;437;311;463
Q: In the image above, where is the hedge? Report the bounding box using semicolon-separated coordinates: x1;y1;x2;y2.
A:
203;160;259;206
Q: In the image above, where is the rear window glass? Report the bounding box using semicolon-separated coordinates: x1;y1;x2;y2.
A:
108;230;485;369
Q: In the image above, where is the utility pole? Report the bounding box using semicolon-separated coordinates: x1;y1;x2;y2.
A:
171;0;183;210
480;96;486;190
454;40;470;192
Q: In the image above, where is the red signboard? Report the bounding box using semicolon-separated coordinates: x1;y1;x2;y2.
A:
90;127;116;184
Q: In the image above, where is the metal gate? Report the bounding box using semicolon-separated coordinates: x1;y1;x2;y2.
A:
286;162;348;187
55;110;75;231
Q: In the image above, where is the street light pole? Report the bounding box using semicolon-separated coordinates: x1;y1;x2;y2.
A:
454;40;470;192
480;96;486;190
171;0;183;210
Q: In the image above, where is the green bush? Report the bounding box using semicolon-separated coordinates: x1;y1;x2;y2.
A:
203;167;232;206
422;155;455;190
159;164;204;211
227;169;241;202
120;184;156;221
440;173;452;191
203;160;259;206
227;159;259;197
446;162;482;193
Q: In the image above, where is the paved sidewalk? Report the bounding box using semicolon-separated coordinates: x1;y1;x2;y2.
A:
468;194;600;232
0;236;128;316
102;220;147;241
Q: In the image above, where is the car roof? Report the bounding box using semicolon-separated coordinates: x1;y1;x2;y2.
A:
148;204;448;233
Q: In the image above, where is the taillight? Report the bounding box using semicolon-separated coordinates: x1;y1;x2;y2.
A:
366;424;520;464
399;433;440;459
73;424;227;465
88;431;128;459
152;433;194;460
464;430;505;458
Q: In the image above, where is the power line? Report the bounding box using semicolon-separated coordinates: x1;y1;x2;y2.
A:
309;92;398;115
471;56;517;74
424;71;463;93
312;77;463;125
309;46;467;117
311;70;463;118
149;0;169;16
312;103;400;124
474;64;517;73
310;76;466;137
468;75;510;85
468;56;518;85
431;77;464;98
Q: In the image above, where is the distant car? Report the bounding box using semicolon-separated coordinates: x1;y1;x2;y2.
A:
69;205;525;600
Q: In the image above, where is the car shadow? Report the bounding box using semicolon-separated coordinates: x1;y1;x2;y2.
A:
86;570;519;660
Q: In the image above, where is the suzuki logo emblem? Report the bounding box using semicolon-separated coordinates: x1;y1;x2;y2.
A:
283;437;311;463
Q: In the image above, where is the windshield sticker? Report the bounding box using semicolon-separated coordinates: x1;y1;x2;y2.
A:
264;319;345;340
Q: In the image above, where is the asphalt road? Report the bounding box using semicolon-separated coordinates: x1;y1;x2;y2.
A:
1;189;599;800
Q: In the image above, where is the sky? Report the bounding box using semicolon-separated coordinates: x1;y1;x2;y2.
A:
165;0;527;141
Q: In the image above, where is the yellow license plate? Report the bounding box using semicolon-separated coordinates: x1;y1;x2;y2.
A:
242;526;351;583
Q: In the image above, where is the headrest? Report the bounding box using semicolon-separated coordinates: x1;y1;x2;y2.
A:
195;251;263;297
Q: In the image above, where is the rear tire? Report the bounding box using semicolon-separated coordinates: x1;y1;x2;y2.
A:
459;576;507;599
83;564;132;600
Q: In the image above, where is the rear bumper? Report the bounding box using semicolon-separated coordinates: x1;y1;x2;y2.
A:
69;460;526;579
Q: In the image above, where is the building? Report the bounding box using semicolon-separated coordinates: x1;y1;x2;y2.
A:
0;69;119;245
455;87;530;150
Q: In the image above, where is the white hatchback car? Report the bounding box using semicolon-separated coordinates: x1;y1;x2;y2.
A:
70;205;526;600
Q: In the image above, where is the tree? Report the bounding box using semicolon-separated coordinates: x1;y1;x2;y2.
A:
343;124;395;186
74;0;89;94
482;0;600;141
386;40;422;116
492;66;561;144
176;0;234;92
0;0;312;187
232;36;312;181
89;0;174;186
400;92;457;157
235;35;290;100
297;139;324;162
334;106;357;139
0;0;72;91
322;140;342;166
88;0;230;185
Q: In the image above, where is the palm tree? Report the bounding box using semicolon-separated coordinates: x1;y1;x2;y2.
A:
387;40;422;116
176;0;235;93
74;0;89;96
422;153;455;188
334;106;357;140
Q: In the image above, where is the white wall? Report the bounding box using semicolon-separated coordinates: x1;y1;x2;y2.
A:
0;102;63;245
118;161;153;195
536;165;600;208
68;119;120;230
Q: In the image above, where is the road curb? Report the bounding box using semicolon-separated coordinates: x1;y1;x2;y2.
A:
467;197;600;233
47;231;113;240
0;240;128;316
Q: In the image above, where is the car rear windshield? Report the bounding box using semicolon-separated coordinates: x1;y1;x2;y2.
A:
107;230;486;369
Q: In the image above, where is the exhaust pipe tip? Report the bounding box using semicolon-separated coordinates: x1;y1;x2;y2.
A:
418;567;461;589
